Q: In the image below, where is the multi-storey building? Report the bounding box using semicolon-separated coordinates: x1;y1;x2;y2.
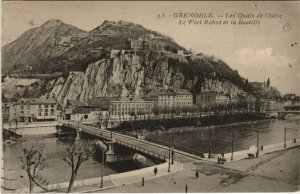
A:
173;89;193;107
109;96;154;118
196;91;230;106
145;88;193;113
145;89;176;108
11;98;58;122
2;102;12;123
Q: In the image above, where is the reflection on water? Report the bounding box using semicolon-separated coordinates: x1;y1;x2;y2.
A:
2;135;156;189
147;115;300;154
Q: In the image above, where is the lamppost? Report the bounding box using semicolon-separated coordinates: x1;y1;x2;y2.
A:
100;147;105;188
208;128;212;158
284;126;287;148
256;128;260;158
231;131;234;161
171;133;174;164
168;138;171;172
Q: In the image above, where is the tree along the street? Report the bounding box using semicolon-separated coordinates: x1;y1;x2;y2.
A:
21;140;49;192
63;142;95;192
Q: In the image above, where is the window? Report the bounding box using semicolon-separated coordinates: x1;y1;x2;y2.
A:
21;105;24;110
50;109;54;116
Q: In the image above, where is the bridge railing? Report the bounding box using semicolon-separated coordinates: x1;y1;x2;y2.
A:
114;139;166;161
143;137;205;158
78;125;167;161
63;122;203;159
114;130;205;158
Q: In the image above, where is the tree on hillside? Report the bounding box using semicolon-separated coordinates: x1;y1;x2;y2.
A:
63;142;95;193
21;140;49;192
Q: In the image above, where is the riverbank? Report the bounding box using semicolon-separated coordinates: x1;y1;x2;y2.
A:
115;112;269;135
144;118;276;137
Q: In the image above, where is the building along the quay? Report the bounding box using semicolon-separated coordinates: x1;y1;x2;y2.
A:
108;95;154;118
10;98;59;123
196;91;231;107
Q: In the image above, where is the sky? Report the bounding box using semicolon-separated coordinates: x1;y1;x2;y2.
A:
2;1;300;95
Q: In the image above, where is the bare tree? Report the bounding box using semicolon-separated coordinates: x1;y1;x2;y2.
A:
21;140;48;192
63;143;95;193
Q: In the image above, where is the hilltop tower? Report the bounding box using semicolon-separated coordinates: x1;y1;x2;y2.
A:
267;77;270;89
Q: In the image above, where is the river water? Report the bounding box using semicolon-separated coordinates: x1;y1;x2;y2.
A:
147;115;300;154
2;135;156;190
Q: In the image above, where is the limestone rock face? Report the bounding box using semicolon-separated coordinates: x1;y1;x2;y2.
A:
40;52;187;105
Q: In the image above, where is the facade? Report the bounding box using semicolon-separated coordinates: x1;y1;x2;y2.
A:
173;89;193;107
67;97;113;122
145;88;193;112
196;91;230;106
250;78;282;112
145;89;176;108
238;94;257;111
65;100;89;120
2;102;12;123
256;98;284;112
109;96;154;118
10;98;58;122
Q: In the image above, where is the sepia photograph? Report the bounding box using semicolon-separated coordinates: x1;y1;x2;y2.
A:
1;1;299;193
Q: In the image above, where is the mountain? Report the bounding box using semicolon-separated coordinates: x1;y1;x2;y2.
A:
2;19;87;74
2;19;184;74
2;19;253;103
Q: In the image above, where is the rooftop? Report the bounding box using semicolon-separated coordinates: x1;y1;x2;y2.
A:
87;97;119;110
173;89;192;95
67;100;88;107
16;98;57;105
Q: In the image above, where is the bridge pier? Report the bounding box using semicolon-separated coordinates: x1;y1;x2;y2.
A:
75;128;81;141
105;141;116;163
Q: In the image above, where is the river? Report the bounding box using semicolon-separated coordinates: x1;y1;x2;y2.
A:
2;135;157;191
146;115;300;154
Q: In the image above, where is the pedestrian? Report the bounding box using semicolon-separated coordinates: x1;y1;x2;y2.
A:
185;184;188;193
154;167;158;176
195;170;199;178
142;177;144;187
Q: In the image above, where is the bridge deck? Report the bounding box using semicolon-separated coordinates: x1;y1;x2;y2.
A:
63;123;175;161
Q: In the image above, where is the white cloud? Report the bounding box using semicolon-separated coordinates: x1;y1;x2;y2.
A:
224;48;300;95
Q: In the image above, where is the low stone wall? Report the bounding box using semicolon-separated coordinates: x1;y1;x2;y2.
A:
202;138;300;163
15;160;170;193
14;125;58;135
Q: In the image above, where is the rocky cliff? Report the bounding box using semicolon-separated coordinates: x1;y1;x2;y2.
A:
2;50;250;105
2;19;253;104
